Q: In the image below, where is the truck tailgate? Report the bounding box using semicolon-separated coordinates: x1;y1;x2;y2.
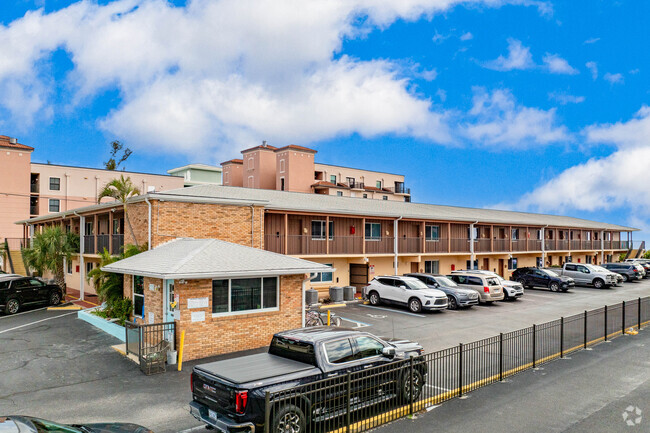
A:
195;353;317;384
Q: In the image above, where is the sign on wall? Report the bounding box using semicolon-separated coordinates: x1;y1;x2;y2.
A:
148;312;154;324
191;311;205;323
187;297;209;309
369;265;375;275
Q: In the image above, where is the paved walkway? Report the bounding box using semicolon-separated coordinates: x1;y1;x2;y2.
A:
64;287;100;309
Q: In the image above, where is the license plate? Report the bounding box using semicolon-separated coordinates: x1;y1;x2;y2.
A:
209;409;218;421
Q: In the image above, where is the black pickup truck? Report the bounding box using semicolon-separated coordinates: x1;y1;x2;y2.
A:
190;327;425;433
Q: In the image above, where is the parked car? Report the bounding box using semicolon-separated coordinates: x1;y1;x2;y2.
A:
0;416;153;433
446;272;505;304
451;269;524;301
0;275;63;314
405;273;479;309
546;263;618;289
601;263;643;282
591;266;624;286
510;268;575;292
190;327;425;433
625;259;650;277
364;275;448;313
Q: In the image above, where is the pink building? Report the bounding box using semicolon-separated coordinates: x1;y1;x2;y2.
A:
222;142;411;201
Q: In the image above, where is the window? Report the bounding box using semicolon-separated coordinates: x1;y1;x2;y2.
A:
424;260;439;274
311;220;334;240
511;228;519;240
585;256;593;264
337;191;343;197
566;256;572;263
248;157;254;169
247;176;254;188
565;264;577;271
133;275;144;317
354;336;384;359
85;262;93;274
324;339;355;364
377;278;396;286
49;199;60;212
365;222;381;240
85;221;93;236
467;276;482;286
330;175;337;183
376;180;382;188
577;265;589;272
425;225;439;241
382;196;388;200
508;257;518;270
280;177;285;191
224;171;230;185
49;177;60;191
466;260;478;270
536;257;543;268
67;259;72;274
346;177;355;186
311;264;333;283
279;159;285;173
363;194;368;199
537;230;543;240
605;232;611;241
211;277;278;315
468;227;479;239
606;254;613;263
404;196;411;202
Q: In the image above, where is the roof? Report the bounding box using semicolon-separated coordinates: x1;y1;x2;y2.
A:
101;238;333;279
30;162;183;179
167;164;223;174
241;144;278;153
274;144;317;154
312;181;338;188
0;135;34;151
148;185;637;231
221;159;243;165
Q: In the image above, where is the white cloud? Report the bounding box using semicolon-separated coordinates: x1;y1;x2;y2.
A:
548;92;585;105
461;87;570;148
585;61;598;80
436;89;447;102
542;53;579;75
483;38;535;71
583;37;600;44
604;72;624;84
503;106;650;216
460;32;473;41
0;0;551;158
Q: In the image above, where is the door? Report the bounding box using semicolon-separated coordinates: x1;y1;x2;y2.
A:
349;264;369;292
28;278;49;301
12;279;35;303
392;278;410;304
411;262;419;273
482;258;490;271
498;259;505;277
563;264;580;281
575;265;590;284
163;279;176;323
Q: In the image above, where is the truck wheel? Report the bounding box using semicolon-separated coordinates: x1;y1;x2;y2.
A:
593;279;604;289
5;298;20;315
369;291;381;306
408;298;422;313
272;404;306;433
549;282;560;292
400;369;424;402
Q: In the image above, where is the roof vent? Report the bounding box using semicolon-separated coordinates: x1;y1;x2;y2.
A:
9;137;17;144
262;140;267;147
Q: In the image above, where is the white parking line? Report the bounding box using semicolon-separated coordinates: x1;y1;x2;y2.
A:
339;317;371;328
0;311;77;334
0;306;48;319
358;304;426;318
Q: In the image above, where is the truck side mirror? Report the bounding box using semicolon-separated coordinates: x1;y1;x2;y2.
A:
382;347;396;358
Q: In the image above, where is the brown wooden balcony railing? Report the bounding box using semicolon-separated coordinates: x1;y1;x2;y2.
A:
511;239;527;251
570;240;581;250
544;240;555;250
398;237;422;254
494;239;509;251
97;235;110;254
83;236;95;254
604;240;612;249
528;240;542;251
475;239;491;252
425;239;448;253
557;240;569;250
111;234;124;255
450;239;470;253
329;236;364;254
366;237;394;254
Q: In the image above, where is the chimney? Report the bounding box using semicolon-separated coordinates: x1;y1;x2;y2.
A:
262;140;267;147
9;137;17;144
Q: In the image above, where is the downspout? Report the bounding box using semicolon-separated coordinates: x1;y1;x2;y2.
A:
301;278;306;327
394;216;402;275
74;211;85;301
250;205;255;247
600;230;605;264
144;197;152;250
541;225;549;266
470;221;478;269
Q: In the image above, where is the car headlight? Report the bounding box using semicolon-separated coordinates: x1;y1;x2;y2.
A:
424;295;435;299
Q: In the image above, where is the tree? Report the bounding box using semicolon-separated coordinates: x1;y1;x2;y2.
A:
104;140;132;170
22;227;79;295
98;175;141;246
643;250;650;259
87;243;144;305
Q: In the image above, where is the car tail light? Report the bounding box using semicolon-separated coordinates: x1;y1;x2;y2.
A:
634;269;639;273
235;391;248;414
190;373;194;392
483;286;490;293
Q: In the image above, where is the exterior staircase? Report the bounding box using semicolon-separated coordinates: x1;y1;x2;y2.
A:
9;249;27;275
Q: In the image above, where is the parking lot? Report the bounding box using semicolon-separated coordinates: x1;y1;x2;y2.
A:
335;279;650;353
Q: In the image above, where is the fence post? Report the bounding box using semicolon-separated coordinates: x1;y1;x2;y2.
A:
346;372;351;433
560;317;564;358
639;297;642;330
499;333;503;381
264;391;271;433
125;323;129;354
584;310;587;349
409;356;415;415
532;324;536;368
458;343;463;397
603;305;607;341
622;301;626;334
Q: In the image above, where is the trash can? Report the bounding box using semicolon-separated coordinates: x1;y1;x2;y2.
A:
329;286;344;303
343;286;356;301
305;289;319;306
167;349;178;366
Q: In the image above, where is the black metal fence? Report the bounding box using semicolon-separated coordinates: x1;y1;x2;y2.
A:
125;321;176;374
264;296;649;433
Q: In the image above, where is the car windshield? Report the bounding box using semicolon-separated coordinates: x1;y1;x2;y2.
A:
542;269;559;277
404;279;429;290
28;418;81;433
433;276;457;287
592;266;609;272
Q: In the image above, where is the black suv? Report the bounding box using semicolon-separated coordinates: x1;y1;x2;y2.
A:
510;267;575;292
0;275;63;314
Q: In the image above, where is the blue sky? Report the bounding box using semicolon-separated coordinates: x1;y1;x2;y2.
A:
1;0;649;241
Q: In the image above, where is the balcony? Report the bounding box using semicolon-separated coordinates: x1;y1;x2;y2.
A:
511;239;526;251
30;205;38;215
493;239;509;251
387;185;411;195
111;234;124;255
344;181;364;190
265;235;365;255
450;239;470;253
97;235;110;254
557;240;569;250
365;237;394;254
544;240;555;251
30;183;39;193
83;236;95;254
528;240;542;251
398;237;422;254
475;239;491;253
570;240;581;250
425;239;448;253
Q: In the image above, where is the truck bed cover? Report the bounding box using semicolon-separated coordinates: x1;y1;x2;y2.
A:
195;353;318;384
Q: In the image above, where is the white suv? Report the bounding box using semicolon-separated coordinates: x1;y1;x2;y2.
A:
364;276;448;313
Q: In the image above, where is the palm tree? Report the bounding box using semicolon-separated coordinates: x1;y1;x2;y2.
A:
23;226;79;295
97;175;141;247
88;243;144;304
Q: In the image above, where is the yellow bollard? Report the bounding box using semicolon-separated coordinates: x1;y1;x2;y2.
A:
177;330;186;371
327;310;331;326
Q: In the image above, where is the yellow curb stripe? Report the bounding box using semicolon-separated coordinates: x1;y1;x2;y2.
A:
47;305;82;310
112;345;126;356
319;304;346;309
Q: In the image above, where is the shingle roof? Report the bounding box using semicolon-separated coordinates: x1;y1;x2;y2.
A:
274;144;317;154
150;185;637;231
102;238;333;279
0;135;34;151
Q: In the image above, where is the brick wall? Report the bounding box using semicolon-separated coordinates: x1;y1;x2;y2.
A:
122;274;164;325
125;200;264;249
175;274;304;361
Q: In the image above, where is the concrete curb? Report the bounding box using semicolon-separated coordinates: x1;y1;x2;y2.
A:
77;308;126;342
